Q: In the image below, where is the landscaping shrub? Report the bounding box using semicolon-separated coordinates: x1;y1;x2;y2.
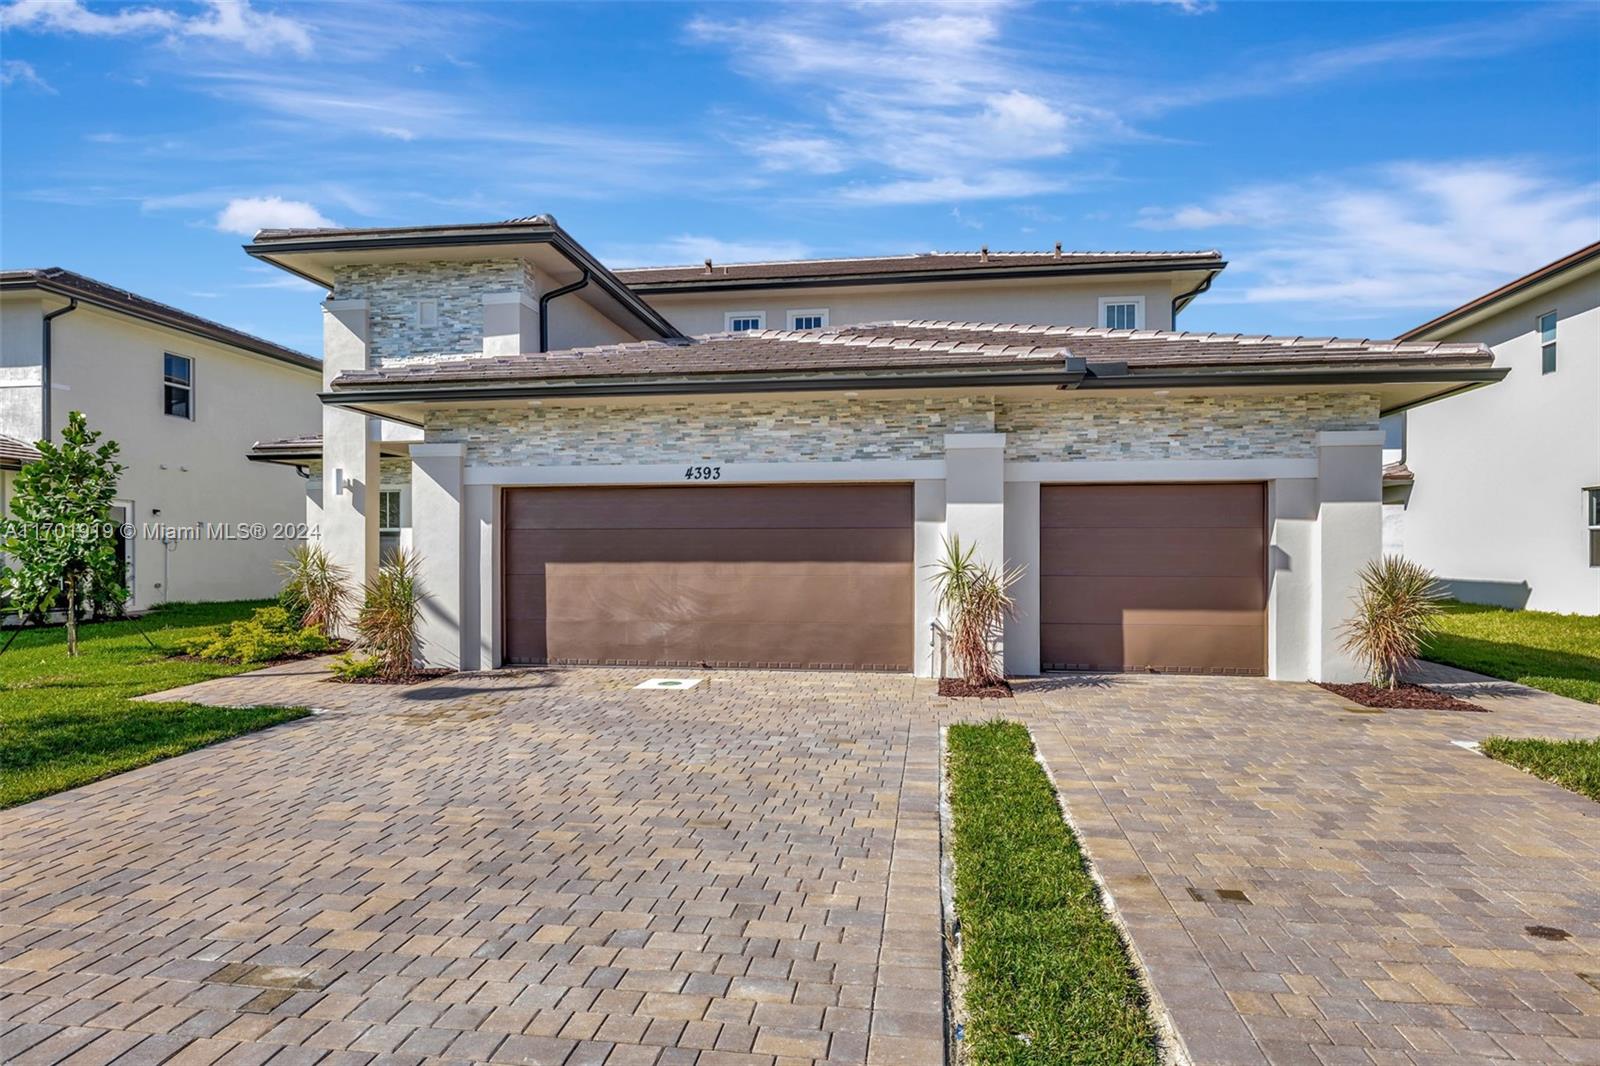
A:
180;605;334;664
275;543;352;637
329;652;383;681
1341;555;1444;688
353;549;422;680
928;535;1022;689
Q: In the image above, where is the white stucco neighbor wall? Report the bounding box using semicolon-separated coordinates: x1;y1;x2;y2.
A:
1;301;320;605
639;273;1193;335
1401;267;1600;614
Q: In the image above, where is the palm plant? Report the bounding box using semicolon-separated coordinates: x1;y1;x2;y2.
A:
928;535;1023;687
1340;555;1444;688
275;543;352;638
355;548;423;680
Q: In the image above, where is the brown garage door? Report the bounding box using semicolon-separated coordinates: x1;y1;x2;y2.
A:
1040;483;1266;675
504;484;913;670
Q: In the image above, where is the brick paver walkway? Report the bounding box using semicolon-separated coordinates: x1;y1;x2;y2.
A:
2;665;944;1066
1016;672;1599;1066
3;660;1596;1065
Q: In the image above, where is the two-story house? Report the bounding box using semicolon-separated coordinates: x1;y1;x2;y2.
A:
246;215;1503;680
1;268;321;605
1381;242;1599;615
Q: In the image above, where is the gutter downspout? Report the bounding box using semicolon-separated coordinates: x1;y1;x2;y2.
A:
537;269;591;353
1170;270;1216;326
40;298;79;442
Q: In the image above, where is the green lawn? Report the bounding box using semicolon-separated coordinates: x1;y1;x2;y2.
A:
947;720;1159;1066
1;600;309;808
1423;601;1600;705
1480;736;1600;803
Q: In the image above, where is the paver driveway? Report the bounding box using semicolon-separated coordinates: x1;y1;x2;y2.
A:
3;660;1598;1066
1;665;944;1066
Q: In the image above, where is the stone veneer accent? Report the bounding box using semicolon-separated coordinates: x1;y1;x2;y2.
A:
332;260;537;366
426;392;1378;467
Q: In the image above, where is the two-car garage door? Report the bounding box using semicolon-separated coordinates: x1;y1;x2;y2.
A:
504;484;913;670
502;481;1265;676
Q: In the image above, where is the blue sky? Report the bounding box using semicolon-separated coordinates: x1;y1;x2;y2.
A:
3;0;1597;355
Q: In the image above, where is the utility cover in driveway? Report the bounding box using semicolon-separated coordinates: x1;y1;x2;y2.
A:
504;484;913;669
1040;482;1266;674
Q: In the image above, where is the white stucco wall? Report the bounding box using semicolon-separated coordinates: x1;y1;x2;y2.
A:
37;305;321;605
1401;266;1599;614
640;273;1192;335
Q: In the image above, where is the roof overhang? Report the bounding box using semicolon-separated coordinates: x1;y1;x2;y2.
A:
245;219;683;342
1401;242;1600;341
318;363;1506;426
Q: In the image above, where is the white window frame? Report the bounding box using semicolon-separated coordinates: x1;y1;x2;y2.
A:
1098;296;1145;330
1587;487;1600;568
787;308;829;331
162;352;194;420
1538;309;1557;374
416;298;439;329
725;311;765;332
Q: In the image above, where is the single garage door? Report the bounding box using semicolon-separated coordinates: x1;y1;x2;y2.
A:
1040;483;1266;675
504;484;913;670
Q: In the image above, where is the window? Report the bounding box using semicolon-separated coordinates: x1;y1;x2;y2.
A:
378;489;403;564
416;298;439;328
788;309;829;330
163;353;193;419
726;311;765;332
1099;296;1144;330
1588;488;1600;568
1539;310;1557;374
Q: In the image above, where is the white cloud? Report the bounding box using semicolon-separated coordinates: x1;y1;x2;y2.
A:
1;58;53;92
215;196;336;236
1139;161;1600;312
1;0;311;56
749;136;848;175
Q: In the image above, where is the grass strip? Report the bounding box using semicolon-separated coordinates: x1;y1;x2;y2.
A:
1480;736;1600;803
1;600;310;808
947;720;1159;1065
1424;601;1600;705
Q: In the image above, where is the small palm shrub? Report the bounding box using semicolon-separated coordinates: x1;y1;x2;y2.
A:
275;543;352;638
354;549;423;680
181;606;335;664
928;535;1023;687
1341;555;1445;688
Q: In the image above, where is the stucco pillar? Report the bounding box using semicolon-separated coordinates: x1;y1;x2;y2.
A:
912;479;946;677
482;291;539;357
1267;478;1318;681
464;483;500;672
1003;479;1041;676
1315;430;1384;682
320;299;379;627
410;443;466;669
938;433;1008;673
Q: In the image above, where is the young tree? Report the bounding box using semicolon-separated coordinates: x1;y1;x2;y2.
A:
1;411;127;656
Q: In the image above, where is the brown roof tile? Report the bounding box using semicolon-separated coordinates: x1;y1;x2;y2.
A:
330;319;1493;390
0;433;42;468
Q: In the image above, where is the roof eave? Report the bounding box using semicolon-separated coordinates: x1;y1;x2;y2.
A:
1399;242;1600;341
620;259;1227;295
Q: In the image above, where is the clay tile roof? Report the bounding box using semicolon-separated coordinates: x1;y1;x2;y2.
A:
328;319;1496;390
613;249;1224;287
0;433;41;469
1383;461;1414;483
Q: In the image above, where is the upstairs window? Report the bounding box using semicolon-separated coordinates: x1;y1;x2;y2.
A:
1539;310;1557;374
163;353;193;419
726;311;765;332
1099;296;1144;330
1588;488;1599;568
379;488;404;564
789;309;829;330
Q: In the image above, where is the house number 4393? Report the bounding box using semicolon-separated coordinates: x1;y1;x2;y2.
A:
684;465;722;480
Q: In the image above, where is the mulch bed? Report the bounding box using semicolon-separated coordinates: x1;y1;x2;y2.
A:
1317;681;1487;713
331;668;455;686
939;677;1014;699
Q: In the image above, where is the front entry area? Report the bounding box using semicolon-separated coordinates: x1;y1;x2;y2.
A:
1039;482;1267;675
503;483;914;670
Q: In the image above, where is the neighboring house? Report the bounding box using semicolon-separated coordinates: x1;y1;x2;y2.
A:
0;268;322;605
246;215;1503;681
1382;243;1599;615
